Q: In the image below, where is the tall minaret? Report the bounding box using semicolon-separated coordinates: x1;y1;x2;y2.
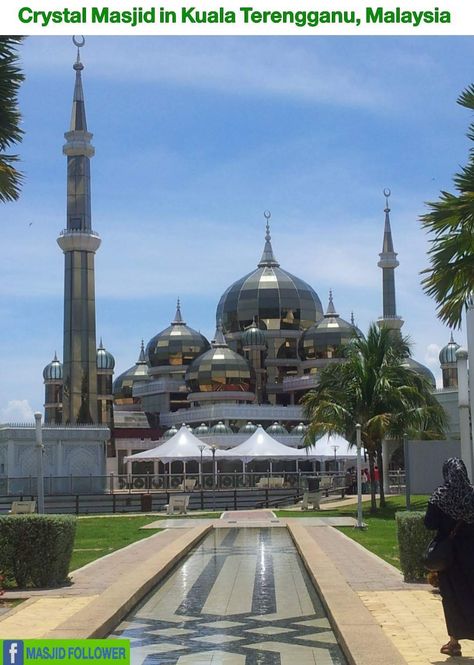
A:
377;189;404;333
57;37;100;424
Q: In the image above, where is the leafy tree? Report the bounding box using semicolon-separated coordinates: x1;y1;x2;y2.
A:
301;324;446;512
0;36;24;203
421;84;474;328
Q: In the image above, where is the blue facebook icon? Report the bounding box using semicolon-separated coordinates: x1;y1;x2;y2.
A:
3;641;24;665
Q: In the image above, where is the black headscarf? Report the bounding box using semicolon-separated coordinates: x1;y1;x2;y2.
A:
430;457;474;524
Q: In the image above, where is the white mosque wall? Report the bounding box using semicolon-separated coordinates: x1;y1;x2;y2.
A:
407;439;461;494
0;424;109;494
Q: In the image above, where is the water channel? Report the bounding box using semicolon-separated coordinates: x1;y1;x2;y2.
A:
111;527;347;665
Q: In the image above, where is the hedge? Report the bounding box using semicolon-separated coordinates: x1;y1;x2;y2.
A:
0;514;76;588
396;511;434;582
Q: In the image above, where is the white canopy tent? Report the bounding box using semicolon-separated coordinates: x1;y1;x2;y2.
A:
124;425;215;487
308;433;356;460
216;426;320;463
124;425;213;463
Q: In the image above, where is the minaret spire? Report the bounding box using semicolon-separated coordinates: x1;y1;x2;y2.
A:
172;297;185;324
377;189;404;332
325;290;338;317
57;37;101;424
213;319;228;347
258;210;280;267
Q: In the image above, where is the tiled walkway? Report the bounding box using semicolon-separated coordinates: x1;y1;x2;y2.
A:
111;528;347;665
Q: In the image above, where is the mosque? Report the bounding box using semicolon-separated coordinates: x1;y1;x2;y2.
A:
40;40;461;477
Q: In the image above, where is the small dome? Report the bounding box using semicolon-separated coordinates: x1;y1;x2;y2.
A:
299;292;358;360
147;300;210;368
185;323;254;393
241;320;267;348
439;333;460;365
194;423;210;436
210;421;233;435
113;341;149;400
217;221;323;333
186;424;194;433
43;353;63;381
97;339;115;370
163;425;178;439
266;421;288;435
239;421;258;434
404;357;436;388
290;422;308;436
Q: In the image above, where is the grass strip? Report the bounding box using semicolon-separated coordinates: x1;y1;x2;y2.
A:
276;495;429;570
71;512;220;571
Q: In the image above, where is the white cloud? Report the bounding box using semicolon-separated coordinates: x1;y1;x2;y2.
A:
23;38;392;111
0;400;35;424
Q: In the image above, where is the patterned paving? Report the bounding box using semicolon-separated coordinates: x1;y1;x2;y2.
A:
111;528;347;665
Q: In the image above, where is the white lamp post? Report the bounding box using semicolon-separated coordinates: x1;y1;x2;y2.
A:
198;444;206;488
355;424;365;529
34;412;45;514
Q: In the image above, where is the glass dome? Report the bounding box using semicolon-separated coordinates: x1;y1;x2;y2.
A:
43;353;63;381
266;421;288;435
185;324;254;393
194;423;210;436
290;422;308;436
241;320;266;348
439;333;460;365
404;357;436;388
299;292;358;360
216;223;323;333
147;301;210;368
210;421;233;435
97;339;115;370
113;342;149;400
163;425;178;439
239;421;258;434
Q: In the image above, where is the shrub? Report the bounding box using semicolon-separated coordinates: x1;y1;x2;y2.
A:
0;515;76;588
396;511;434;582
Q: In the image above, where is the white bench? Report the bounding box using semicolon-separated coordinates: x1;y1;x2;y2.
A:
301;491;322;511
177;479;197;492
319;476;333;491
9;500;36;514
164;495;190;515
256;477;285;489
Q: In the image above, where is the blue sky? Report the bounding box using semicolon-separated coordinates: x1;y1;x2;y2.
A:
1;36;473;422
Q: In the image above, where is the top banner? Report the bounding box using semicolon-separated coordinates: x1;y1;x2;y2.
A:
2;0;473;35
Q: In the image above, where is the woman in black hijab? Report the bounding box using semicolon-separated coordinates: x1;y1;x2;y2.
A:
425;457;474;657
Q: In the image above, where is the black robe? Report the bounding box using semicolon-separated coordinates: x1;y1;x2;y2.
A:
425;502;474;639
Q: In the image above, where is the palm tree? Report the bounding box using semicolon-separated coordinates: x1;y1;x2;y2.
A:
421;84;474;329
0;36;24;203
301;324;446;512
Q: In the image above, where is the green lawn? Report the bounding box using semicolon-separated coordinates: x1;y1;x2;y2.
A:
276;495;429;570
71;512;220;571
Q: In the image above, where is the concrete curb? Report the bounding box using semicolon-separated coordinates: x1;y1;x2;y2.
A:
287;521;407;665
43;524;212;639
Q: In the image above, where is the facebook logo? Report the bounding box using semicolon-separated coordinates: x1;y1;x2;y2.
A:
3;641;24;665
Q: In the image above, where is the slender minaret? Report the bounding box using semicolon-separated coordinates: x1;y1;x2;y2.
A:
57;37;101;424
377;189;404;332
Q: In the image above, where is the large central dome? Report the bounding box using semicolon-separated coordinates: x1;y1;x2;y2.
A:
216;223;323;333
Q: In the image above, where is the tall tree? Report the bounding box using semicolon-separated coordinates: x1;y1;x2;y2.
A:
0;36;24;203
421;84;474;328
301;324;446;512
